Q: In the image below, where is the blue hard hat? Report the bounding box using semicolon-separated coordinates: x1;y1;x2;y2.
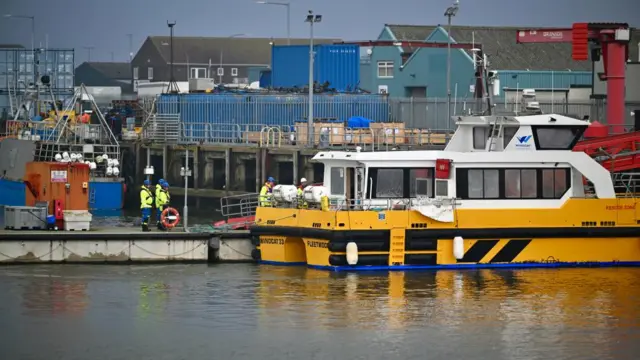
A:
158;178;165;184
267;177;275;182
143;179;150;186
162;181;169;187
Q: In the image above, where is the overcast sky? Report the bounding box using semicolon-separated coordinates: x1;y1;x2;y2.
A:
1;0;638;62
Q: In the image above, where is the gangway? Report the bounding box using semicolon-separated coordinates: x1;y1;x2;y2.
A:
573;131;640;172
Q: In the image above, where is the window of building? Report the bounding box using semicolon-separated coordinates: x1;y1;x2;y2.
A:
217;67;224;76
330;167;345;195
231;68;238;77
376;169;404;198
467;169;499;199
190;67;207;79
377;61;394;78
542;168;569;199
133;67;139;80
435;180;448;197
147;67;154;80
473;127;488;150
532;125;586;150
409;168;433;197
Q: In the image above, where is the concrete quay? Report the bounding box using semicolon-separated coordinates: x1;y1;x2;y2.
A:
0;227;253;264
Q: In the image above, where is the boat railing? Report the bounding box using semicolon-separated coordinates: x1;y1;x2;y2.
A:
261;196;455;212
220;193;259;219
613;172;640;198
142;114;180;143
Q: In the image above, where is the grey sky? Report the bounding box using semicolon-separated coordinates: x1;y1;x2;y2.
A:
1;0;638;62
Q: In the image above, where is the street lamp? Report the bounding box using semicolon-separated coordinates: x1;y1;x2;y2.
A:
4;14;36;84
256;1;290;45
180;149;192;231
83;46;95;62
305;10;322;146
219;33;246;84
444;0;459;123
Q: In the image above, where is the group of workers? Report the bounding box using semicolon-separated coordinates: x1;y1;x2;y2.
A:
139;178;171;232
259;176;308;208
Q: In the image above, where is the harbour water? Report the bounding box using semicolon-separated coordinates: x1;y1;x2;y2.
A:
0;265;638;359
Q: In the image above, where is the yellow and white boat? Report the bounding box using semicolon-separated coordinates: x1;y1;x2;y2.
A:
250;114;639;271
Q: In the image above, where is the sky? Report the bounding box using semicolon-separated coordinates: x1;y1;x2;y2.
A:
0;0;638;62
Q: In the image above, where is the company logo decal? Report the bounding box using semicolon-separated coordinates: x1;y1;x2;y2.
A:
515;135;532;148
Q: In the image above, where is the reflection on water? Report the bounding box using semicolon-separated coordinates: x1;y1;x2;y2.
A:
0;265;638;360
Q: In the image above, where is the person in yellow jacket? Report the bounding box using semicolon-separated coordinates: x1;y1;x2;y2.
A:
140;179;154;232
259;177;275;207
296;177;308;209
155;179;169;229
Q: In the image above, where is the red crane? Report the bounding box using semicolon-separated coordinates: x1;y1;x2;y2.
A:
516;23;631;134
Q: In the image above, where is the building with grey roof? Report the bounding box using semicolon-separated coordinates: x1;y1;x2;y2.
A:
75;62;133;93
131;36;340;87
361;24;638;100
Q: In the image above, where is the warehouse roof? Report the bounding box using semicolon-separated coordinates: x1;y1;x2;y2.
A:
147;37;341;65
77;62;131;79
385;24;640;71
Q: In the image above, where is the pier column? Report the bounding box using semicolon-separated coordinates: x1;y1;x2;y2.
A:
255;149;261;192
202;153;215;189
135;143;141;183
194;146;200;189
292;150;299;183
260;148;267;185
233;156;246;192
225;148;231;193
162;145;168;181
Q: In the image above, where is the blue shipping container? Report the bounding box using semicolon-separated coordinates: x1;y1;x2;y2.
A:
259;70;272;88
271;44;360;91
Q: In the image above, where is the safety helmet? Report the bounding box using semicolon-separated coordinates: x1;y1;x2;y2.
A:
267;177;275;182
159;178;165;185
143;179;150;186
300;177;307;183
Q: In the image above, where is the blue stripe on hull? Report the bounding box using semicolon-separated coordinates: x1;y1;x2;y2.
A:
260;260;640;272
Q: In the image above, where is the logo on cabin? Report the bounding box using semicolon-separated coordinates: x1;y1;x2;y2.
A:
515;135;532;148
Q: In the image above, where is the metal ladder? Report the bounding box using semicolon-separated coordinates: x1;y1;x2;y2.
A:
487;117;503;151
388;228;406;266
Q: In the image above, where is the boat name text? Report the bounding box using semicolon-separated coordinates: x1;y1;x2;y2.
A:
307;241;328;248
260;237;285;245
605;204;636;211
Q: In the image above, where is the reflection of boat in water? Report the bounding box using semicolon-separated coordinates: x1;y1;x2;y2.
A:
1;84;124;210
22;280;88;315
250;113;640;271
256;267;640;332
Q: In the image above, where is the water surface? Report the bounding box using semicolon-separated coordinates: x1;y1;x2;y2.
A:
0;265;638;360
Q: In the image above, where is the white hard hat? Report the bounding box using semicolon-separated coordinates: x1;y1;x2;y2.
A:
300;177;307;183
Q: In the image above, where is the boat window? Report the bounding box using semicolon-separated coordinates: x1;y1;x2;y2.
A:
542;169;569;198
531;125;586;150
410;168;433;197
503;126;519;148
330;167;345;195
376;169;404;198
435;180;448;197
473;127;487;149
467;169;499;198
505;169;538;198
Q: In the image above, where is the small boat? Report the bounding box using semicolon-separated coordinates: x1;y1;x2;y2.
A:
249;113;640;271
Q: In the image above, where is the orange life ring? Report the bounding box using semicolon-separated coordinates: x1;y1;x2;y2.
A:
161;207;181;229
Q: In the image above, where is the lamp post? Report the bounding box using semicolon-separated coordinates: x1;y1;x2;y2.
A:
256;1;290;45
4;14;36;85
180;148;192;231
305;10;322;146
444;0;459;123
219;33;246;84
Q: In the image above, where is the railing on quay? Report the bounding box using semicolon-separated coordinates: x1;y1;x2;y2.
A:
3;119;118;145
141;120;453;150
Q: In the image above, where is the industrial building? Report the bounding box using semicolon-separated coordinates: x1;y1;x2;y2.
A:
362;24;595;99
131;36;339;90
0;45;75;120
75;62;133;94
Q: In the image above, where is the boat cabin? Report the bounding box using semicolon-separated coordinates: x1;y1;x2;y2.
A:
310;114;615;219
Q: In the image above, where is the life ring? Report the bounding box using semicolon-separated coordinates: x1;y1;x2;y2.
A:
161;207;181;229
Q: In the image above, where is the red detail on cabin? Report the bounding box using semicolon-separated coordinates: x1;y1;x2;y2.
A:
435;159;452;179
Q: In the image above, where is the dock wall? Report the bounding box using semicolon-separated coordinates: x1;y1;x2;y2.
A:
0;230;253;264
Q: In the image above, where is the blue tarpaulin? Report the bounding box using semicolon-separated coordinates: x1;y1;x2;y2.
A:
347;116;372;129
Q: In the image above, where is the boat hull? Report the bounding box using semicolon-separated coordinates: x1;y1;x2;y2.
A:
0;178;123;211
250;199;640;271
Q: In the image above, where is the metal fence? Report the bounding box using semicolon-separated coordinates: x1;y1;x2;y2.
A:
155;94;640;133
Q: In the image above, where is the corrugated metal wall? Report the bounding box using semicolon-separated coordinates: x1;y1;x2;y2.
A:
496;70;592;93
271;44;360;91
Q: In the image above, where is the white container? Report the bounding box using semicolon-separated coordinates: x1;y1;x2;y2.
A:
272;184;298;203
303;186;329;203
63;210;93;231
